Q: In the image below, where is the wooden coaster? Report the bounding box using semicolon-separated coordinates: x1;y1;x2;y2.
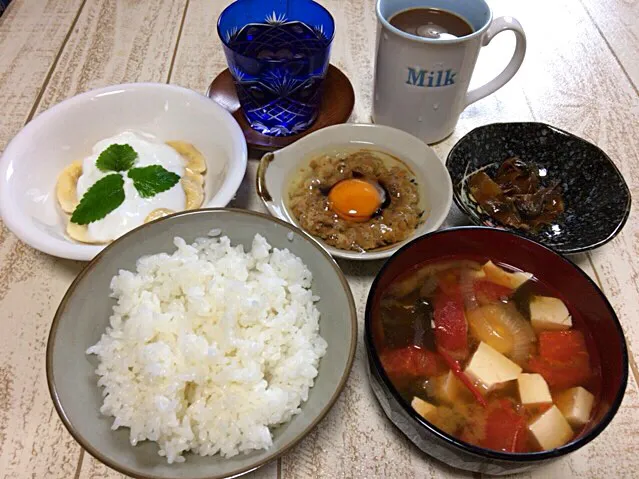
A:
206;65;355;151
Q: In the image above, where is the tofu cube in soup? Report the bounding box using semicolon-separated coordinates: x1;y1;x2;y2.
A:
482;261;532;289
412;397;437;419
555;386;595;428
518;373;552;406
528;405;574;450
465;342;522;391
530;296;572;331
432;370;471;404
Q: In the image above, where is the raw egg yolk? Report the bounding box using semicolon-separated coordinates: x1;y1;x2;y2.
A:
328;179;383;222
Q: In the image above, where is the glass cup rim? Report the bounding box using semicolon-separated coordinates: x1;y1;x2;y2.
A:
217;0;336;58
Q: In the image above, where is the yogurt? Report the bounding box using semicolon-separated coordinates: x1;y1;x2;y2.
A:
76;131;186;242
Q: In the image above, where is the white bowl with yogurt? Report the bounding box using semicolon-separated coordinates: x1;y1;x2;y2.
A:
0;83;247;260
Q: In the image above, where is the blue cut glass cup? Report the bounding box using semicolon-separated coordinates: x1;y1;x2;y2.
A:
218;0;335;137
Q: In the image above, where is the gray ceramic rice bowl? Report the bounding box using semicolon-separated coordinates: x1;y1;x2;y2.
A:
46;208;357;479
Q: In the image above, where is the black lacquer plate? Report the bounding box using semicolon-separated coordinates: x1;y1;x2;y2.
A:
446;123;631;254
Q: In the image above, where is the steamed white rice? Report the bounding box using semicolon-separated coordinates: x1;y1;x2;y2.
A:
87;234;327;463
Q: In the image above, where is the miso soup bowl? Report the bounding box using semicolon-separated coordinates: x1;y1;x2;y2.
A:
364;227;628;475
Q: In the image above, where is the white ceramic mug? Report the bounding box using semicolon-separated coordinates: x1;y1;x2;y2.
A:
372;0;526;144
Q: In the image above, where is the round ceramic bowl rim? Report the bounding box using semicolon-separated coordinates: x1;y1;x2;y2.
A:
446;122;632;254
0;82;248;261
46;208;358;479
256;122;453;261
364;226;628;463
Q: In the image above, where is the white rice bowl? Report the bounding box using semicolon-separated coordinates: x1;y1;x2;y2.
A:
86;234;327;463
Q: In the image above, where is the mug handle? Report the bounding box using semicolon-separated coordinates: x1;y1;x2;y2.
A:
465;16;527;107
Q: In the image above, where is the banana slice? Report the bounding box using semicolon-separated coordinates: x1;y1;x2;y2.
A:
182;175;204;210
66;221;108;244
185;167;204;186
56;160;83;213
166;141;207;173
144;208;174;223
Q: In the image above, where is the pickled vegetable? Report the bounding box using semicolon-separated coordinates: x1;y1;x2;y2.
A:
468;157;565;232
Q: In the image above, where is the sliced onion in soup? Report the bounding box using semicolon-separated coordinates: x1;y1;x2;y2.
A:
467;303;536;363
460;270;480;311
419;275;439;298
388;260;482;297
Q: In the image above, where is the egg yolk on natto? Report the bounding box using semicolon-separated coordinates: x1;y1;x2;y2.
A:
327;178;384;222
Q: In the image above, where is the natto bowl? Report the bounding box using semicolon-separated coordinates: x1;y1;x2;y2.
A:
257;123;452;261
364;227;628;475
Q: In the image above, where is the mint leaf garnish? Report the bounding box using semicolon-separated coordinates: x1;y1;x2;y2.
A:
96;144;137;172
71;174;125;225
128;165;180;198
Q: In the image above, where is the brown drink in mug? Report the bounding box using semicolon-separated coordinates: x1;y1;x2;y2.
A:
373;0;526;143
